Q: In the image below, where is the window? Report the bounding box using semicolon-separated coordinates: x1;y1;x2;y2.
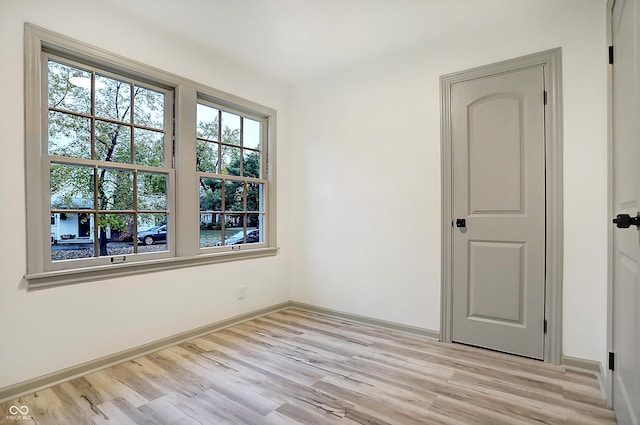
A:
46;57;173;266
24;24;277;288
196;102;266;249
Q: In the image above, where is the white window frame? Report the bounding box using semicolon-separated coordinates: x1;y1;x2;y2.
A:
24;23;277;289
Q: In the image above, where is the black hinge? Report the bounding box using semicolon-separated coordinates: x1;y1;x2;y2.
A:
609;352;615;371
543;320;547;334
543;90;548;105
609;46;614;65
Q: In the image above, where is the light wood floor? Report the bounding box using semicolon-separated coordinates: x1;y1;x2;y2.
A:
1;308;616;425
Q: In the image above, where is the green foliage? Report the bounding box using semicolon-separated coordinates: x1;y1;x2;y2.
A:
50;164;94;209
243;151;260;178
198;117;219;141
247;183;261;211
225;180;243;211
196;140;218;172
223;126;240;146
48;61;91;114
98;214;128;233
223;147;241;176
200;178;223;211
97;168;133;210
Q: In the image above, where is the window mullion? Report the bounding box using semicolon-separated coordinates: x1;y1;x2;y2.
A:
173;85;199;257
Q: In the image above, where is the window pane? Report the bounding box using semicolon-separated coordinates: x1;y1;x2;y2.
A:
222;111;241;146
48;111;92;159
200;213;222;248
224;214;244;244
97;168;134;210
197;104;219;141
224;214;245;240
243;150;261;178
47;60;91;115
50;163;94;209
224;180;245;212
134;86;165;129
247;182;264;212
96;120;131;163
224;229;246;245
98;213;135;256
134;128;164;167
200;178;223;211
196;140;219;173
96;74;131;122
137;214;168;252
51;212;96;261
247;213;264;244
138;172;167;210
243;118;260;150
221;145;241;176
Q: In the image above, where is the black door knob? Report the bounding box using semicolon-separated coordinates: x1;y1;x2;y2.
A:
456;218;466;228
613;213;640;228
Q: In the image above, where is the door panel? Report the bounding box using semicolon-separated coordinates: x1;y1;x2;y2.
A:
452;66;546;359
611;0;640;423
469;96;523;213
469;241;524;323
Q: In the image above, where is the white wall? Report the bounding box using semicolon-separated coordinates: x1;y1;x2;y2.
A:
0;1;291;388
290;0;609;367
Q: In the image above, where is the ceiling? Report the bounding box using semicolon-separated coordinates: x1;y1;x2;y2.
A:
111;0;544;83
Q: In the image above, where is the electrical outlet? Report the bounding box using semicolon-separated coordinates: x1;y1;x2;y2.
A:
238;285;246;300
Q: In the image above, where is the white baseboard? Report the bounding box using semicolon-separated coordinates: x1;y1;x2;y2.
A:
561;355;609;405
289;301;441;340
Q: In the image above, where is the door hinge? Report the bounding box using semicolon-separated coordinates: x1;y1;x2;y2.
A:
543;319;547;334
543;90;548;105
609;352;615;371
609;45;614;65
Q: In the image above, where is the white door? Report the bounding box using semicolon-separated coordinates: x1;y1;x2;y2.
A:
451;65;546;359
610;0;640;423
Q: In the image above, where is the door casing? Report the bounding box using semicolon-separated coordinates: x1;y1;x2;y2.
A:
440;48;563;364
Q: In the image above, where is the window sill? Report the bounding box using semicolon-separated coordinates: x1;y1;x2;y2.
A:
25;247;278;290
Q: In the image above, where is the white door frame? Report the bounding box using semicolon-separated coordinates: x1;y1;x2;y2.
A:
440;48;563;364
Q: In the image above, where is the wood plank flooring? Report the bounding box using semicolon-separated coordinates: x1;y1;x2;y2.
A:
0;308;616;424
